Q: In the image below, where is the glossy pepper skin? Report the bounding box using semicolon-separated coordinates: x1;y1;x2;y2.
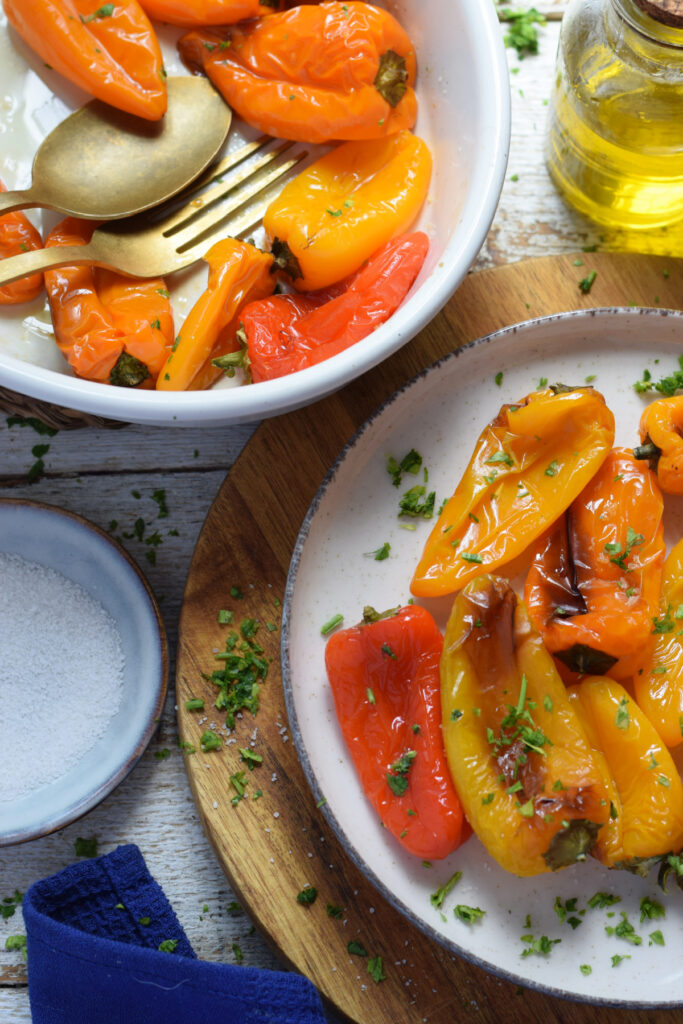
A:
3;0;166;121
264;132;431;292
567;677;683;867
634;396;683;495
325;605;467;860
440;575;612;877
411;385;615;598
524;448;664;681
178;1;417;144
156;239;274;392
634;538;683;748
0;179;43;305
44;219;173;386
139;0;283;24
233;232;428;383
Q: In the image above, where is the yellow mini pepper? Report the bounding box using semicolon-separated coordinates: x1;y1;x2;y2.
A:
634;396;683;495
440;575;612;877
635;538;683;748
264;130;432;292
411;385;615;598
156;240;274;391
568;677;683;867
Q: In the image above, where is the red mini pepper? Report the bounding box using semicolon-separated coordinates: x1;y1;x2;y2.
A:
0;179;43;305
3;0;167;121
325;605;467;860
221;232;428;383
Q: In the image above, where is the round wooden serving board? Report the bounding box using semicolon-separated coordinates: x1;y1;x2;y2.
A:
177;252;683;1024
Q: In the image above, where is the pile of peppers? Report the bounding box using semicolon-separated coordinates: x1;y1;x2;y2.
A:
1;0;431;390
324;382;683;883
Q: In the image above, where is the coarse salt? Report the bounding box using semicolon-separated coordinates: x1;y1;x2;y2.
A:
0;552;124;802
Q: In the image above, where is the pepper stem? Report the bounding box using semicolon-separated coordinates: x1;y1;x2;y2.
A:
632;439;661;468
270;238;303;282
374;50;409;107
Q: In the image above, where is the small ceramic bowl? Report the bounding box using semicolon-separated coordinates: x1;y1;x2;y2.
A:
0;499;168;845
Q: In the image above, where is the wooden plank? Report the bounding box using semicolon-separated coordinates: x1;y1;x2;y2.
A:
177;252;683;1024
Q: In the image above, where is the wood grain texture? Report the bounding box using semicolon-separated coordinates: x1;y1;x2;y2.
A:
177;252;683;1024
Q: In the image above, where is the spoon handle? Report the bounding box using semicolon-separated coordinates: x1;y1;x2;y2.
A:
0;244;100;286
0;189;36;217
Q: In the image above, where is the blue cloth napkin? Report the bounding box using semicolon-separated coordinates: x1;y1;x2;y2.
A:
23;843;327;1024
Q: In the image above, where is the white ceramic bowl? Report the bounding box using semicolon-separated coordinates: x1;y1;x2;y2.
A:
0;500;168;845
0;2;510;427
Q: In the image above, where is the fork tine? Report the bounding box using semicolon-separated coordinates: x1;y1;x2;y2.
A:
170;150;308;255
171;194;275;270
157;139;296;235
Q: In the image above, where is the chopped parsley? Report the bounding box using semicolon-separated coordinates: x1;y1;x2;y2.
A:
454;904;485;924
579;270;597;293
0;891;23;921
369;542;391;561
367;955;386;983
634;354;683;396
158;939;179;953
321;613;344;635
347;940;368;956
430;870;462;909
386;448;422;487
386;750;417;796
496;3;546;58
296;886;318;906
74;837;98;858
604;526;644;571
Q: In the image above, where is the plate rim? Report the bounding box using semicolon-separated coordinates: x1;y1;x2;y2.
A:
282;305;683;1009
0;497;168;846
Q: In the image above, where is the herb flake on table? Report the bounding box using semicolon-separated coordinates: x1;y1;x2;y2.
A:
296;886;318;906
1;890;23;921
5;934;27;960
496;3;546;58
74;837;98;858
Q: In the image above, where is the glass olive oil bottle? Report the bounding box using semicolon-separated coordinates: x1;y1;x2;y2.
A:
546;0;683;231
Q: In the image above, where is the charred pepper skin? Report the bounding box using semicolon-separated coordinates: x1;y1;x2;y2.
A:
440;575;612;877
411;385;615;598
325;605;467;861
524;448;665;682
3;0;167;121
178;2;418;144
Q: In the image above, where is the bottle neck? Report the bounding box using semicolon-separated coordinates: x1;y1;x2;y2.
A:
610;0;683;48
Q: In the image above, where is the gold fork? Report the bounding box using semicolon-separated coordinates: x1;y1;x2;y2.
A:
0;137;307;286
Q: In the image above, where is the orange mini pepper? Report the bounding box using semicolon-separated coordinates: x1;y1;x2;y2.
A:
567;677;683;868
138;0;283;24
440;575;612;877
524;448;665;681
44;219;174;386
0;179;43;306
325;605;468;861
3;0;166;121
411;385;615;598
156;239;274;392
264;131;432;292
634;396;683;495
178;1;417;144
634;538;683;748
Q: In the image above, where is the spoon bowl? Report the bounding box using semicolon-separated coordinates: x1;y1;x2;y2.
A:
0;76;231;221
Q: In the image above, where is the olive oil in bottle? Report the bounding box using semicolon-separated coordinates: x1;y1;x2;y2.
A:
546;0;683;231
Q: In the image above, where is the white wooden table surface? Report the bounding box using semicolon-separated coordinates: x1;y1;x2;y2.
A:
1;3;676;1020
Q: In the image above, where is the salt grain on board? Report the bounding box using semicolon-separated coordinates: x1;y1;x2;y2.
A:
0;552;124;802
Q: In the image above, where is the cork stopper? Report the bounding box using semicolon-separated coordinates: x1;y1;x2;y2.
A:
633;0;683;28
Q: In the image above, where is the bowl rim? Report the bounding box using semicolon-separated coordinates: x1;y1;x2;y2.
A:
0;497;169;846
0;0;511;426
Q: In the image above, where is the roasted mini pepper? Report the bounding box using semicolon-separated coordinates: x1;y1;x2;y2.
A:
634;396;683;495
3;0;166;121
440;575;612;877
634;538;683;748
156;239;274;391
139;0;283;24
265;132;432;291
0;179;43;305
567;677;683;868
44;219;174;386
220;232;428;383
411;385;615;598
325;605;468;860
524;448;664;681
178;1;417;144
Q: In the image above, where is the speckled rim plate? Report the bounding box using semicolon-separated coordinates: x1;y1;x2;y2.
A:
283;307;683;1008
0;499;168;845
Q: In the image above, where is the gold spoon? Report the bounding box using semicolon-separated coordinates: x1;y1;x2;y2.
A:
0;77;232;221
